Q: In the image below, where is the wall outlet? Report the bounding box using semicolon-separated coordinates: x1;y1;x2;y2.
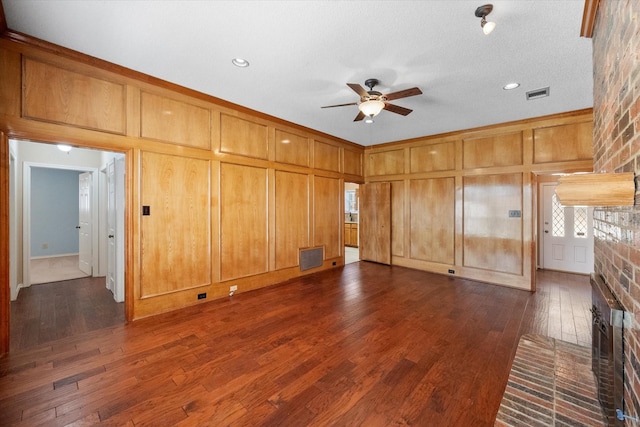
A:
448;269;455;274
197;293;207;300
229;285;238;292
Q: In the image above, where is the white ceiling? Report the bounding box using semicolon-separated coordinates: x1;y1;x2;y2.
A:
2;0;593;146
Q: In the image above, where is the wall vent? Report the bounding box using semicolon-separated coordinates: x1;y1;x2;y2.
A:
299;246;324;271
526;87;550;100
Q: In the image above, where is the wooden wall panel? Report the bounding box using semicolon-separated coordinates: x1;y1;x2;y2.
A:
533;121;593;163
410;142;455;173
140;152;211;297
275;129;309;167
140;92;211;149
344;148;363;176
275;171;309;269
391;181;405;257
409;178;455;264
0;37;366;336
220;114;268;159
463;173;523;274
368;149;404;176
463;132;523;169
313;176;341;259
220;163;268;281
314;140;340;172
22;57;126;134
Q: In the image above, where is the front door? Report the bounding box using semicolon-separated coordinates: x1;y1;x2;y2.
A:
542;183;594;274
78;172;92;275
359;182;391;265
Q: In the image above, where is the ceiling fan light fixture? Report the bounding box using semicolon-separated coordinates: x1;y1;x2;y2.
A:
475;4;496;35
358;99;385;117
364;116;374;124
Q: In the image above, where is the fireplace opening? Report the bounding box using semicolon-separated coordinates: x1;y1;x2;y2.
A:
591;273;624;426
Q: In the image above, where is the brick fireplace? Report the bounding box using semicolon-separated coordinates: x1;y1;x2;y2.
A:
592;0;640;420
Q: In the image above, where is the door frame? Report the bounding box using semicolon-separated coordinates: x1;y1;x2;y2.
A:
539;181;594;273
2;131;132;355
22;162;99;288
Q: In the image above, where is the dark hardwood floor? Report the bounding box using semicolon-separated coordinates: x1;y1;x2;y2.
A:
0;263;591;426
10;277;125;352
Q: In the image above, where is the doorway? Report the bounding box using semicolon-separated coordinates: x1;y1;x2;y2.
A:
539;181;594;274
345;182;360;264
9;139;126;350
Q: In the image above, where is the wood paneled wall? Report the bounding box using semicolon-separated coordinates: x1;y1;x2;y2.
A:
365;112;593;290
0;36;364;331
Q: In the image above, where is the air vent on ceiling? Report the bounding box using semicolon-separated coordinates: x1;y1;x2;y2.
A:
526;87;550;100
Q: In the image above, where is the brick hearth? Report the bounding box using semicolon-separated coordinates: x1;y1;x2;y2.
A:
495;334;605;426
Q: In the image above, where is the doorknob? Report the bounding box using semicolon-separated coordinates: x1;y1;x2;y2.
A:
75;226;81;229
544;230;549;233
108;235;114;238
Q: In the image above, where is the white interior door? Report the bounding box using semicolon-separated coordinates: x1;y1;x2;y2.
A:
106;157;125;302
78;172;92;275
542;184;594;274
106;160;116;296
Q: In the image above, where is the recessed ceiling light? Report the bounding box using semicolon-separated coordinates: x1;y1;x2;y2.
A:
232;58;250;68
503;83;520;90
57;144;72;152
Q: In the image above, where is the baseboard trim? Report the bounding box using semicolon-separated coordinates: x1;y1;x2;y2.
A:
30;253;79;260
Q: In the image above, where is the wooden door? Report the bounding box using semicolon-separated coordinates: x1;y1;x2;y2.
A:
360;182;391;265
78;172;92;275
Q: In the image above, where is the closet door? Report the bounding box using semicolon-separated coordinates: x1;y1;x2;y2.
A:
359;182;391;265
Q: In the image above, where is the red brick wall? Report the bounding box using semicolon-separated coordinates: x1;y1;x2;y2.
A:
592;0;640;419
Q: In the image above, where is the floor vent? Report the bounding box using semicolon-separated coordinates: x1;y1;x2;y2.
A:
300;247;324;271
526;87;550;100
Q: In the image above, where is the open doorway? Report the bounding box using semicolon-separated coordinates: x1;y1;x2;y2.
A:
537;174;594;274
9;139;125;351
345;182;360;264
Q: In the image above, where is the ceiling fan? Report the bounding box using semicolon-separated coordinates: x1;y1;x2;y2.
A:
322;78;422;122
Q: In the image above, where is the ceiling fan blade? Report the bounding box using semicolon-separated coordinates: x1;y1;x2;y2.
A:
321;102;358;109
347;83;369;98
353;111;365;122
384;87;422;101
384;103;413;116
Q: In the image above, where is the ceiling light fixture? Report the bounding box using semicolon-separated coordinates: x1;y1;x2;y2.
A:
57;144;72;152
475;4;496;35
364;116;374;124
358;99;385;118
503;82;520;90
232;58;250;68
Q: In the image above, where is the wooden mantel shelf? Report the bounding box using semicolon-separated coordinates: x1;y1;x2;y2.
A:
555;172;635;206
